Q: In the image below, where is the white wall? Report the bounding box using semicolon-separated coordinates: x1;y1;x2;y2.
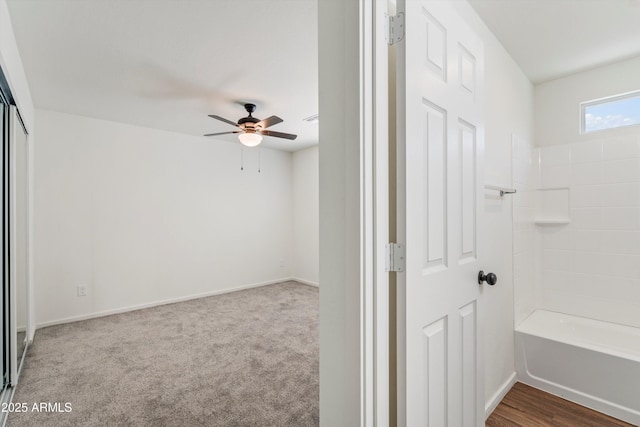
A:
536;56;640;147
318;0;366;424
534;60;640;328
292;146;319;286
537;139;640;328
511;136;540;327
34;109;294;326
451;1;535;415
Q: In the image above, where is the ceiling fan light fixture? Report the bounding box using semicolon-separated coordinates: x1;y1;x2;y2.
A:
238;132;263;147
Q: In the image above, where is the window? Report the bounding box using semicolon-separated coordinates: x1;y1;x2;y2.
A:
581;90;640;133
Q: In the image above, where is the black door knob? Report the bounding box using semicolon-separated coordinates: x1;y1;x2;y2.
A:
478;270;497;286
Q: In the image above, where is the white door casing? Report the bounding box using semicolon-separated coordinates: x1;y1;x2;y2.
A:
396;1;485;426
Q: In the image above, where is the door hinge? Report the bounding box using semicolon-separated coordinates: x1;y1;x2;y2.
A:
385;243;405;272
385;13;405;45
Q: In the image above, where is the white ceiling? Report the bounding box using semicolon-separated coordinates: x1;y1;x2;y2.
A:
467;0;640;84
6;0;318;152
7;0;640;148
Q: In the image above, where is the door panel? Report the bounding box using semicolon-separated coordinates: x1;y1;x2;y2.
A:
9;106;28;386
460;301;477;426
422;99;447;271
423;9;447;80
459;120;476;261
422;317;447;426
0;97;5;388
397;0;485;425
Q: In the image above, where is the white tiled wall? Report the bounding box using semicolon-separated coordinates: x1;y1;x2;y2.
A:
511;134;540;326
538;136;640;328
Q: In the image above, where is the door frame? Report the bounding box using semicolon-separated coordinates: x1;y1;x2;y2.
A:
318;0;390;425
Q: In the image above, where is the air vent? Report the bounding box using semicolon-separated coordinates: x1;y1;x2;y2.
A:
303;114;319;124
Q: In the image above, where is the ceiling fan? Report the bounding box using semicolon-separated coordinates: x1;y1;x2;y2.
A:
204;103;297;147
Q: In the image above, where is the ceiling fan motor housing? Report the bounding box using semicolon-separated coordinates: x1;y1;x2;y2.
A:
238;103;260;130
238;116;259;125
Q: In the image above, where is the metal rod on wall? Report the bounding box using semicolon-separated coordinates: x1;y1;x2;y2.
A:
484;184;517;197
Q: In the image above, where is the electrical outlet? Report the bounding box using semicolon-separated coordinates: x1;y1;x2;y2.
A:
77;285;87;297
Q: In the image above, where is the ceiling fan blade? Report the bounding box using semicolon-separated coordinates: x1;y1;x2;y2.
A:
260;130;297;140
204;131;242;137
255;115;283;130
208;115;240;127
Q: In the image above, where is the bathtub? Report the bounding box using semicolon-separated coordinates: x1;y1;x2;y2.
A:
515;310;640;425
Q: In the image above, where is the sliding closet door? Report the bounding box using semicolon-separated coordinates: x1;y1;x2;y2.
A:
9;106;28;385
0;100;5;388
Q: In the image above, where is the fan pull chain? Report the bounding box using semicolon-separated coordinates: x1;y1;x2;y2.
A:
240;146;244;171
258;148;261;173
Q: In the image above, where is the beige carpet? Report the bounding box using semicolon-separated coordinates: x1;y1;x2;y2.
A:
7;281;318;427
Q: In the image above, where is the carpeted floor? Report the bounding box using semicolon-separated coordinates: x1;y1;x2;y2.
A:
7;281;319;427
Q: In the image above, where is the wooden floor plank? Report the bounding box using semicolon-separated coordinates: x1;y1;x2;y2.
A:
486;383;634;427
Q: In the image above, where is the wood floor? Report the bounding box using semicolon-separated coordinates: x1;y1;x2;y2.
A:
486;382;634;427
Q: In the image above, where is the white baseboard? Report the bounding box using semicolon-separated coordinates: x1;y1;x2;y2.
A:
291;277;319;287
36;277;293;329
485;372;517;420
517;373;640;425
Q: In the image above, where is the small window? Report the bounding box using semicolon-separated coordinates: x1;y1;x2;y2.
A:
581;90;640;133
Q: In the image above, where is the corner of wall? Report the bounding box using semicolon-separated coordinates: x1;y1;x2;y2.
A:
291;145;320;286
485;372;517;420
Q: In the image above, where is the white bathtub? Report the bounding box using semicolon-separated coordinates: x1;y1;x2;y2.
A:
515;310;640;425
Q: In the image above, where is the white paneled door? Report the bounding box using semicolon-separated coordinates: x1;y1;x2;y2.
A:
397;1;485;426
